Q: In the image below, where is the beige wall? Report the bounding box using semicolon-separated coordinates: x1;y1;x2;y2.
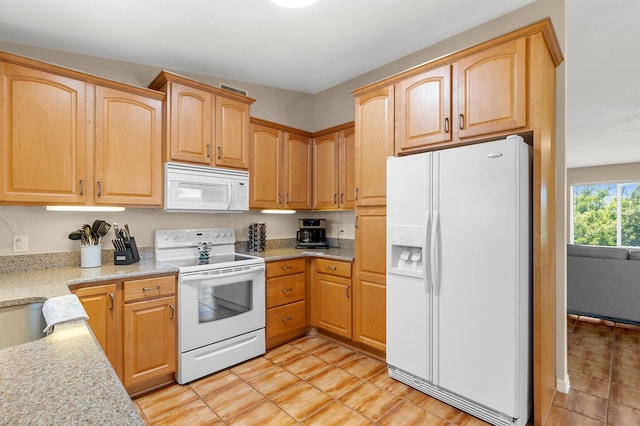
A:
567;162;640;185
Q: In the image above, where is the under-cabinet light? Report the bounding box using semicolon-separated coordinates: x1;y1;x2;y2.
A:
46;206;126;212
261;209;296;214
271;0;319;8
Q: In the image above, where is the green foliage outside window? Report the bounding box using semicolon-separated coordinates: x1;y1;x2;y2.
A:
572;183;640;247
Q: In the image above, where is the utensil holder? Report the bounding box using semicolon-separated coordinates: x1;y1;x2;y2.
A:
80;245;102;268
114;237;140;265
248;223;266;252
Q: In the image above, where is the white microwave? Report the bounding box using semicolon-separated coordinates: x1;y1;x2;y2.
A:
164;162;249;213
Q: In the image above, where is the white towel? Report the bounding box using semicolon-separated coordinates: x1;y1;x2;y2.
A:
42;294;89;334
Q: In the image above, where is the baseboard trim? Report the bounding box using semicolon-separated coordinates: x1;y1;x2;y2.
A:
556;373;571;394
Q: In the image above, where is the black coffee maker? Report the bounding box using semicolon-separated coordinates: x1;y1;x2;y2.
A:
296;219;328;249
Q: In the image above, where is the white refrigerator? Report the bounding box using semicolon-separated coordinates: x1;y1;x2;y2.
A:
386;136;531;426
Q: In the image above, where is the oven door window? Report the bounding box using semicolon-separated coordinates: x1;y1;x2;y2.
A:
198;279;252;323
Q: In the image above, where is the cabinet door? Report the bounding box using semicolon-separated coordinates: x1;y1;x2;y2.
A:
123;296;176;388
315;272;352;339
353;206;387;352
313;133;339;210
284;132;312;210
72;284;117;370
215;96;250;170
395;65;452;153
166;82;212;164
355;86;394;207
339;126;356;209
249;123;282;209
456;38;527;139
0;63;86;203
94;86;163;206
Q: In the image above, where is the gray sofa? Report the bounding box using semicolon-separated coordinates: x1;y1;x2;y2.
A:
567;244;640;324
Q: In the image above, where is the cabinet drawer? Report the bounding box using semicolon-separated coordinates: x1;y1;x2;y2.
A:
123;275;176;303
267;273;305;308
266;301;306;339
266;258;305;279
315;258;351;278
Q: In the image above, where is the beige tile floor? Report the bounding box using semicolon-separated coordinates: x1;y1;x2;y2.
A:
546;315;640;425
134;316;640;425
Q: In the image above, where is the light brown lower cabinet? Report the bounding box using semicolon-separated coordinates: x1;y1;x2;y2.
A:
71;274;177;395
265;258;307;349
313;258;352;339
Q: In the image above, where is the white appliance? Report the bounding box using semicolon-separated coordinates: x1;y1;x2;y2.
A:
164;162;249;212
386;136;531;426
155;228;265;384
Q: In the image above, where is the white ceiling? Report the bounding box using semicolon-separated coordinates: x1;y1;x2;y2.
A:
566;0;640;168
0;0;638;168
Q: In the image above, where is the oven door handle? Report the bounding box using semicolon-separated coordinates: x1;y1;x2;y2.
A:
181;265;265;287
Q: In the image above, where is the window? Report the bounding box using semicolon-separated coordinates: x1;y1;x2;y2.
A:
570;182;640;247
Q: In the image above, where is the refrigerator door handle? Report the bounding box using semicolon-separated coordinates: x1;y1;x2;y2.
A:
432;210;441;295
424;211;432;294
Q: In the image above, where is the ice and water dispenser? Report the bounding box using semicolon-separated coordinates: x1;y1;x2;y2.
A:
388;226;424;277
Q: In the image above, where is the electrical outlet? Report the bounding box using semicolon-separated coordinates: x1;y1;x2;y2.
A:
12;235;28;253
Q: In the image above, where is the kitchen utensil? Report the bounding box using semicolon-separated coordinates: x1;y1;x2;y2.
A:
96;222;111;244
82;224;95;246
91;219;103;235
68;230;82;240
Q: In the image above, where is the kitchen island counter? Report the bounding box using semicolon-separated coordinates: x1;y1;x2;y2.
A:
0;260;177;425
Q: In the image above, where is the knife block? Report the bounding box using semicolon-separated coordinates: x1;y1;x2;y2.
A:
114;237;140;265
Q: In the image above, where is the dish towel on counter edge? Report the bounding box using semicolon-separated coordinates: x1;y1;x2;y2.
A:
42;294;89;334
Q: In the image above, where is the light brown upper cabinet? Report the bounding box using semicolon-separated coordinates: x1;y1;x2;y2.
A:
0;62;87;204
395;38;527;154
249;118;312;210
312;123;355;210
149;71;255;170
94;86;163;206
456;38;527;139
395;65;452;154
354;86;395;207
0;54;164;206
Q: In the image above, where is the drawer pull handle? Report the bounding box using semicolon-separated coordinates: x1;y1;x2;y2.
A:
459;114;465;130
170;304;175;319
109;293;114;311
346;285;350;298
96;180;102;197
282;288;293;293
282;265;293;271
143;285;161;291
281;316;293;323
326;266;337;271
79;179;85;196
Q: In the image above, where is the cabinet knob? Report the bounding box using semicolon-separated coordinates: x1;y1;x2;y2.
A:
326;265;337;271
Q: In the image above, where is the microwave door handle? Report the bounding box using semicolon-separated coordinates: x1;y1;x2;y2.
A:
227;181;232;209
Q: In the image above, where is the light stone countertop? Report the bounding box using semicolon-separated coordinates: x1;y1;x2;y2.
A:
0;260;178;425
239;246;355;263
